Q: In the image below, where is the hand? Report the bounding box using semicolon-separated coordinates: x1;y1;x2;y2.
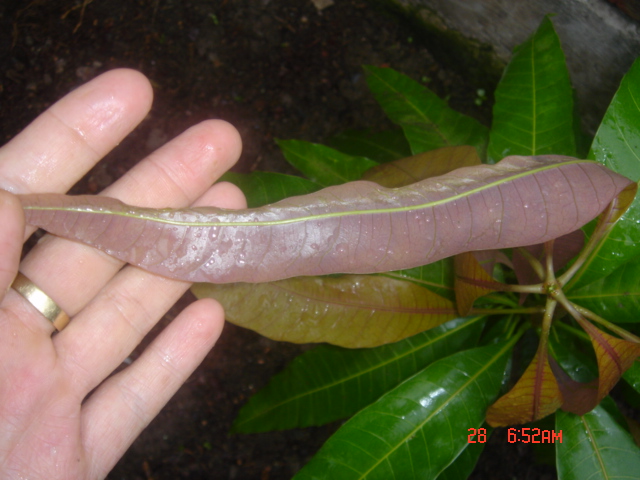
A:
0;69;246;479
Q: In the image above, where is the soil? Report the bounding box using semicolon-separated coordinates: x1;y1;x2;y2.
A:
1;1;559;479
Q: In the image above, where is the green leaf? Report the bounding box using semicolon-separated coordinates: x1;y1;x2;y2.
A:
293;338;516;480
435;436;487;480
364;65;489;156
219;171;321;208
232;316;485;433
556;404;640;479
276;139;378;187
381;259;455;302
623;360;640;395
567;57;640;289
488;16;577;163
193;274;458;348
327;128;412;163
568;255;640;323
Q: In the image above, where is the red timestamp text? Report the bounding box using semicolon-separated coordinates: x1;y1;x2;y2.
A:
467;427;562;444
507;427;562;443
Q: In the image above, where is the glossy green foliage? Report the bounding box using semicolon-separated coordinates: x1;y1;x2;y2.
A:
292;338;516;480
364;65;489;156
556;404;640;479
231;316;484;433
568;254;640;323
567;58;640;289
488;16;577;163
327;128;412;163
276;139;378;186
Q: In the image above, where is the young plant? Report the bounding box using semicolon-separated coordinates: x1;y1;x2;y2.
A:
18;17;640;478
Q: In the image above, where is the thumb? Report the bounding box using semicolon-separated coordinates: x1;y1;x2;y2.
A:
0;191;25;300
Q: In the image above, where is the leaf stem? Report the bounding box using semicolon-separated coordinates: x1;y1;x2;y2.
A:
515;247;545;281
572;304;640;344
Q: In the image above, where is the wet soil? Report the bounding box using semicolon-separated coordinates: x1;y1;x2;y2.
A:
1;1;558;479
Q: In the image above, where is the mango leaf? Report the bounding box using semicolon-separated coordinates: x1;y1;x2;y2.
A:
219;171;321;208
276;139;378;187
568;58;640;289
362;145;481;188
231;315;485;433
455;252;508;316
556;404;640;479
488;16;577;163
292;338;516;480
623;360;640;395
364;65;489;156
576;317;640;402
20;156;632;284
326;128;412;163
486;342;563;426
382;259;455;301
193;274;457;348
568;254;640;323
436;437;487;480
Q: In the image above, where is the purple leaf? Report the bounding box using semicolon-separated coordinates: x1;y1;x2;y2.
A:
19;155;633;283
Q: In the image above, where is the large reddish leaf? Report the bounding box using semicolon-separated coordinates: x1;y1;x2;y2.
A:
192;275;457;347
20;156;632;284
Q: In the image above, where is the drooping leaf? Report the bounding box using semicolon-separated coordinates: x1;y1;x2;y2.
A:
326;128;412;163
486;341;563;426
219;171;321;208
556;404;640;479
20;156;633;284
276;139;378;187
550;356;599;416
487;16;577;163
231;316;485;433
293;338;517;480
192;274;457;347
568;58;640;288
575;317;640;402
455;251;509;316
364;65;489;155
362;145;481;188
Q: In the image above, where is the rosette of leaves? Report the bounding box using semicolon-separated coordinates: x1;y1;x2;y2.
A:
17;16;640;479
204;17;640;479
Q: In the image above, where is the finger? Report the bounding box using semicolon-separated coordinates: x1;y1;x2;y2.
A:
0;191;24;301
80;298;225;478
0;69;153;197
14;120;242;337
55;180;246;390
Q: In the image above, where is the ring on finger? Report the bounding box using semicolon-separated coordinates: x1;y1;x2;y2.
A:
11;272;70;331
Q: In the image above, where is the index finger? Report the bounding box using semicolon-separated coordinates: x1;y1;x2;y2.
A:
0;69;153;196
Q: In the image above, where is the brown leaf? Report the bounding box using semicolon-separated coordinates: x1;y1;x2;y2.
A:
578;318;640;401
454;252;509;315
362;145;481;187
192;274;457;347
486;343;563;426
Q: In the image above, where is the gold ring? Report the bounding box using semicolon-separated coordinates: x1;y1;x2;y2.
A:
11;272;70;331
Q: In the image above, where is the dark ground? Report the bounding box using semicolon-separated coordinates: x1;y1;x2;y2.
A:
1;1;559;479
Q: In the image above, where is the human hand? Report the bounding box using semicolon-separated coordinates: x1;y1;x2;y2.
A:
0;69;246;479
